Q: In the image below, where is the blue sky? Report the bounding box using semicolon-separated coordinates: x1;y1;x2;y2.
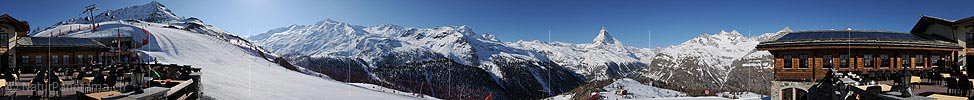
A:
3;0;974;48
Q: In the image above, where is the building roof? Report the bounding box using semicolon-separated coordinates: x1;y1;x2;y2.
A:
758;30;962;49
910;15;974;34
0;14;30;32
15;37;109;48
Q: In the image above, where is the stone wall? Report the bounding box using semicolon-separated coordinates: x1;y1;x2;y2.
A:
770;81;815;100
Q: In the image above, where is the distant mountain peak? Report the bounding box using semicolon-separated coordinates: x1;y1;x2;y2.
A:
592;26;622;45
781;27;792;33
317;18;342;25
91;1;179;23
717;30;743;36
148;1;164;6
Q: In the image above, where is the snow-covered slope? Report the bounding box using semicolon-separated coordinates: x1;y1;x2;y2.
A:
632;28;787;95
648;30;757;83
546;78;766;100
35;1;432;100
600;78;687;99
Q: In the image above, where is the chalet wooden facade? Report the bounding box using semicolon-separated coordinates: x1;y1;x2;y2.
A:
758;30;965;100
911;16;974;68
12;37;110;70
757;30;963;81
0;14;123;71
0;14;30;69
759;15;974;100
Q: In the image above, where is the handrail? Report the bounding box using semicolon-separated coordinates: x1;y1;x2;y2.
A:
165;79;193;96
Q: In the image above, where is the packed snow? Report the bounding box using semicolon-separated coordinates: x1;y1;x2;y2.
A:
599;78;688;99
546;78;766;100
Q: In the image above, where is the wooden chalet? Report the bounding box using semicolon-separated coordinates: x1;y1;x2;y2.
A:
12;37;110;71
757;30;962;82
758;15;974;100
0;14;30;70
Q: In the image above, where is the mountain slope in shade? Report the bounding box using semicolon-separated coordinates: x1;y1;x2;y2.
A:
34;2;434;100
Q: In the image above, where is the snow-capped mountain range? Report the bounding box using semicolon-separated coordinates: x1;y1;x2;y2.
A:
34;1;436;100
19;1;788;99
248;16;788;98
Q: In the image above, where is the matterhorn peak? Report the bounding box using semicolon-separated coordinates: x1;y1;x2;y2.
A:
592;26;623;45
780;27;792;33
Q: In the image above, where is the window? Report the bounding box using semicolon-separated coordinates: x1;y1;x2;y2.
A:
0;27;8;47
34;56;41;65
864;54;873;68
63;55;69;65
0;33;7;46
51;55;58;65
880;55;890;67
88;55;94;64
781;88;807;100
77;55;83;64
932;55;941;67
840;54;850;68
901;55;910;68
967;29;974;45
946;55;952;63
20;56;27;65
822;55;833;68
916;55;924;68
784;55;792;68
799;55;808;69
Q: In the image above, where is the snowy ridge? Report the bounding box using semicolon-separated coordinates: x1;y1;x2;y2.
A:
34;1;432;100
52;1;180;27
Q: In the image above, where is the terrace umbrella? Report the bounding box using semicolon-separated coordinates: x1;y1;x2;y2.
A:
148;69;161;79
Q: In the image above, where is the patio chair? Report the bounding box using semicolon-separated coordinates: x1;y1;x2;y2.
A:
959;78;972;96
946;78;959;95
866;86;883;94
930;72;944;85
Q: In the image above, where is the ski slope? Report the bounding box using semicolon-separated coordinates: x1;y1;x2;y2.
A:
36;21;434;100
